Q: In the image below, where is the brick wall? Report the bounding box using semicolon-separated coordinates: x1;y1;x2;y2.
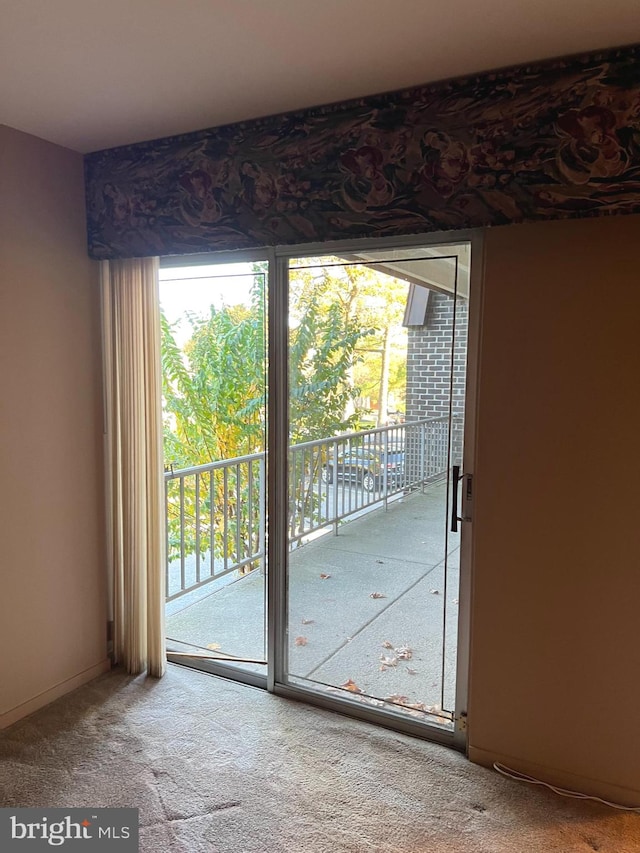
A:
405;291;468;468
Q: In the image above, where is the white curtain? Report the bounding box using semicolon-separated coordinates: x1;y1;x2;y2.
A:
101;257;166;677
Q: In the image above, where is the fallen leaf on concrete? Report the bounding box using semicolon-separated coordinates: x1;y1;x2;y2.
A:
369;592;386;599
452;598;459;605
395;645;413;660
206;643;221;650
430;589;440;595
341;679;362;693
406;668;418;675
319;573;332;579
379;655;398;667
301;618;315;625
381;640;394;649
294;636;308;646
383;693;429;712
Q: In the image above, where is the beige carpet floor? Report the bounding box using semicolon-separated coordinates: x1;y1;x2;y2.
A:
0;666;638;852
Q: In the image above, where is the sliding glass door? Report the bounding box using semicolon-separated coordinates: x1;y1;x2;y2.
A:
278;243;471;738
158;235;475;743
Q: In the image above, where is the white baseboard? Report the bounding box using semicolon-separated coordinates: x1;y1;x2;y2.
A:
469;744;640;809
0;659;111;730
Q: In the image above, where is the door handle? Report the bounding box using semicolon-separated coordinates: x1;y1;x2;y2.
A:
451;465;473;533
451;466;472;532
451;465;461;533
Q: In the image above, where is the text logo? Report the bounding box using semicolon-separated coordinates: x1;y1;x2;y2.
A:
0;809;138;851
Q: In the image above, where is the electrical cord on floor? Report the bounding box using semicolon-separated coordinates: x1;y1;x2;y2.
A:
493;762;640;813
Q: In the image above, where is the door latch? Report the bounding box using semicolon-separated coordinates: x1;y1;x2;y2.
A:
451;466;473;532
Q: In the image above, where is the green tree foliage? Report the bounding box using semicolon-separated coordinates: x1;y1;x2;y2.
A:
161;263;373;568
162;279;266;467
288;259;409;426
288;267;370;443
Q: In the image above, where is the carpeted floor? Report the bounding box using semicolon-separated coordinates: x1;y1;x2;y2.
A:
0;666;638;852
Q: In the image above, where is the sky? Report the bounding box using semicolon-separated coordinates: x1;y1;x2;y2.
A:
159;263;258;346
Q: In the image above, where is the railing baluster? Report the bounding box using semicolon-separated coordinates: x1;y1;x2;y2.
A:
289;447;295;540
332;438;339;536
214;470;217;577
258;455;266;575
223;466;229;572
195;472;201;584
303;448;308;534
322;443;327;523
315;445;322;526
304;448;311;531
293;450;304;533
248;458;254;567
179;475;185;593
383;428;388;511
164;477;170;596
299;449;304;536
235;463;241;564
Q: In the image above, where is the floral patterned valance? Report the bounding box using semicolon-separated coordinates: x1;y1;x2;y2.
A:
85;45;640;260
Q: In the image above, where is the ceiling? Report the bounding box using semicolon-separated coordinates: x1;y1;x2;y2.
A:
2;0;639;154
350;246;470;299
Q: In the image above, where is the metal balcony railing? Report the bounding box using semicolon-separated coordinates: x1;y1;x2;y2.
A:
164;417;450;603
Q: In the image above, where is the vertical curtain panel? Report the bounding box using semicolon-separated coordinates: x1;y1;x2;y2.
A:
101;257;166;677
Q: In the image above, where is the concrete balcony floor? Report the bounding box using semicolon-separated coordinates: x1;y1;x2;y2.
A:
166;482;460;723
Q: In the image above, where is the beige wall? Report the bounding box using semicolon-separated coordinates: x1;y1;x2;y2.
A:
0;125;108;727
469;215;640;805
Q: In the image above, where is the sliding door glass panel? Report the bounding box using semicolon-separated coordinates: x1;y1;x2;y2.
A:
159;261;268;675
284;246;470;728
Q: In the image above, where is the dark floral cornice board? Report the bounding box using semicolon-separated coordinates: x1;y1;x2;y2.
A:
85;45;640;260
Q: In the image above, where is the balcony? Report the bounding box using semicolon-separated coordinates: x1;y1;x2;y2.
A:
165;418;460;724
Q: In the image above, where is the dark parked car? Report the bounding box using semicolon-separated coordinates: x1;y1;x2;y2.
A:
321;447;405;492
